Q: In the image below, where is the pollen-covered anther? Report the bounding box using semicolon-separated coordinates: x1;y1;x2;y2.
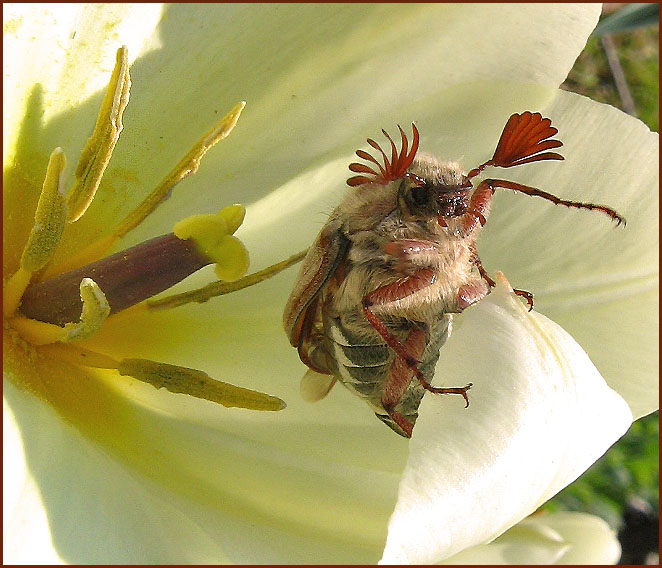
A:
3;147;67;318
36;343;287;412
63;277;110;341
66;45;131;222
117;358;286;411
9;277;109;345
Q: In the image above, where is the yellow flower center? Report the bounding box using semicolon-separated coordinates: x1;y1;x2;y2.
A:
3;46;305;414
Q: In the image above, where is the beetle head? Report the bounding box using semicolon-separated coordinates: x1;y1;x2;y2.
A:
347;125;473;225
399;156;472;223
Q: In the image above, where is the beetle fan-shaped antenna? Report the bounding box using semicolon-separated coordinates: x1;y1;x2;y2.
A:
347;124;420;187
467;112;564;179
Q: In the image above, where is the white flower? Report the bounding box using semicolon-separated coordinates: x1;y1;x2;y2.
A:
3;3;658;564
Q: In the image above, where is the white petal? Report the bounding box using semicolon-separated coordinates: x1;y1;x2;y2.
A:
441;512;621;565
3;397;63;564
534;512;622;565
3;4;164;163
79;84;651;563
5;4;638;565
3;377;398;564
476;91;659;418
110;4;599;245
380;276;632;564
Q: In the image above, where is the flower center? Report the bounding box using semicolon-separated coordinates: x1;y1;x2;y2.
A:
3;45;305;414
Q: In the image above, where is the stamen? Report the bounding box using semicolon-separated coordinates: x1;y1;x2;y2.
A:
40;101;246;281
9;278;109;344
62;278;110;341
117;358;286;411
115;101;246;240
39;343;121;369
37;343;287;412
3;269;33;318
67;46;131;222
3;148;67;317
20;148;68;271
147;248;308;310
8;316;72;346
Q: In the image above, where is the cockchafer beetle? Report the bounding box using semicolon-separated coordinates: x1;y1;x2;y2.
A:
284;112;625;437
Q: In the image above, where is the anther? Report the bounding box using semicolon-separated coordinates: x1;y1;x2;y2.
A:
3;147;67;317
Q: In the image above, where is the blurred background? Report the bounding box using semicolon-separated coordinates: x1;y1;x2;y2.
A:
545;4;659;564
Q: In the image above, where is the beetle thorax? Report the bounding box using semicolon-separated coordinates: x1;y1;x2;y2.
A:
407;153;467;186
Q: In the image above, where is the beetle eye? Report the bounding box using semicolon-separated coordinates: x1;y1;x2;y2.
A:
409;185;429;207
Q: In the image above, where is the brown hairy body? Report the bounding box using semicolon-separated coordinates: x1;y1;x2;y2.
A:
284;113;624;437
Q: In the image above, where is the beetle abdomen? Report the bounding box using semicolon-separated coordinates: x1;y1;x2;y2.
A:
324;311;453;435
323;311;392;399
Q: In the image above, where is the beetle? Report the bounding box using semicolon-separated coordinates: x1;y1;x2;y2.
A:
283;112;625;438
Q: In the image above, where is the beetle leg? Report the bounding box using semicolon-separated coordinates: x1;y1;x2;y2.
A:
364;268;436;305
461;179;496;235
362;275;472;407
379;327;428;438
482;178;626;226
469;244;535;311
513;288;534;311
469;243;496;287
457;280;490;311
383;410;415;438
383;239;444;275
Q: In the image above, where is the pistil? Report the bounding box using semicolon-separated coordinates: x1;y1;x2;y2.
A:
4;44;299;414
19;232;211;325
